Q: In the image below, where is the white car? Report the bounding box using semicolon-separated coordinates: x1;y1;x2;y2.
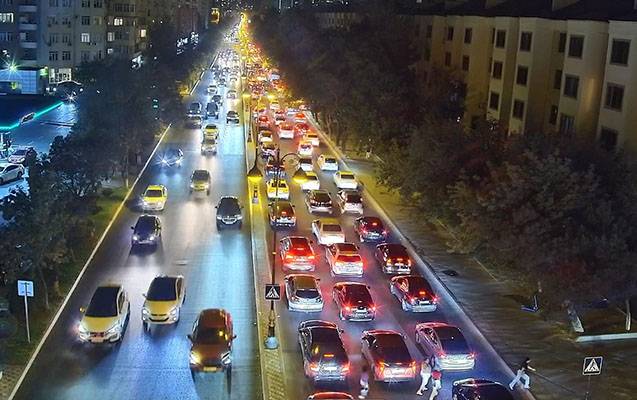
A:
259;130;274;144
311;219;345;246
297;140;313;157
207;84;217;94
226;89;237;99
317;155;338;171
326;243;364;277
304;132;320;147
270;100;281;110
278;123;295;139
298;157;313;172
333;171;358;189
286;108;299;117
284;274;323;312
267;179;290;200
300;171;320;191
415;322;475;370
0;163;25;185
336;190;363;214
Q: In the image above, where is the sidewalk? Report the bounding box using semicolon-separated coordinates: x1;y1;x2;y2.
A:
312;123;637;400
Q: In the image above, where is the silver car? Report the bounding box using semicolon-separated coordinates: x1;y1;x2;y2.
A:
285;274;323;312
415;322;475;370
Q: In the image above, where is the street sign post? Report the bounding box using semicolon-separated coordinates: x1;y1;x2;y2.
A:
17;280;34;343
264;284;281;301
583;356;603;400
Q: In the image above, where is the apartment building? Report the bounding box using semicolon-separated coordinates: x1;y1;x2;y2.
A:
409;0;637;154
0;0;40;68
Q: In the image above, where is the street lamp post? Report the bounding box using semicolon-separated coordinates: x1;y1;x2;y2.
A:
251;148;307;350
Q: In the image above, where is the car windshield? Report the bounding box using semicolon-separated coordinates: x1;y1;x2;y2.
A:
146;277;177;301
313;192;331;202
346;194;362;203
192;171;209;181
13;149;27;156
437;327;470;354
306;175;318;182
337;243;357;252
323;224;342;232
375;335;412;363
196;327;229;344
135;216;155;232
203;138;215;145
145;189;163;198
338;255;361;263
189;103;200;110
85;287;118;317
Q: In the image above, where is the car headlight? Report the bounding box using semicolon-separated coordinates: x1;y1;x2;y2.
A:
142;307;149;315
78;322;88;334
161;159;168;164
169;307;178;316
176;159;182;165
132;234;139;241
236;214;243;220
190;183;195;188
221;352;232;365
148;234;156;241
105;324;120;335
216;215;223;220
190;352;201;365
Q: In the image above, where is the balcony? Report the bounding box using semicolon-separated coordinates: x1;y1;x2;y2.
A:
19;23;37;31
20;41;37;49
18;4;37;13
20;59;37;67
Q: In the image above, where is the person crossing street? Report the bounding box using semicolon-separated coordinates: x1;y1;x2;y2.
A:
416;358;432;395
509;357;535;390
358;364;370;399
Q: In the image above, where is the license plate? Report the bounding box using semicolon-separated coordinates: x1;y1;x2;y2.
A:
203;366;219;372
323;366;337;371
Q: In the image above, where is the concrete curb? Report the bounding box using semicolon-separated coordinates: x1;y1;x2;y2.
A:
306;113;536;400
243;83;287;400
576;332;637;343
7;122;173;400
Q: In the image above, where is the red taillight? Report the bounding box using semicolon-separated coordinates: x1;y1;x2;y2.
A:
468;352;476;359
370;305;377;312
386;259;392;266
285;254;294;260
432;296;439;304
377;363;385;375
342;362;350;373
360;228;368;234
371;222;378;226
308;254;315;260
407;259;412;266
410;361;417;373
324;353;334;358
309;362;319;372
418;291;427;296
344;305;351;311
439;352;447;359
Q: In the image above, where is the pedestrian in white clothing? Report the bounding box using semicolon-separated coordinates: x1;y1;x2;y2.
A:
358;364;370;399
429;369;442;400
416;358;432;395
509;357;535;390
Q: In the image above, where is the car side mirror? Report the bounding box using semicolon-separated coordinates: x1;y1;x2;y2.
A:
215;205;218;208
187;334;193;342
131;226;135;230
79;306;86;313
142;293;146;298
232;334;237;340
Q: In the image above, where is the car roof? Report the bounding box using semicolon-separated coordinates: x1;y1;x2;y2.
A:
93;285;121;300
334;243;357;252
146;185;165;191
198;308;228;328
289;274;318;288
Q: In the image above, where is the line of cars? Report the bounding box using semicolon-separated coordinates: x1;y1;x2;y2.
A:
75;44;245;381
248;76;512;398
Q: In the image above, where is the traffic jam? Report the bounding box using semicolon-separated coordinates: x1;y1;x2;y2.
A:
245;33;514;400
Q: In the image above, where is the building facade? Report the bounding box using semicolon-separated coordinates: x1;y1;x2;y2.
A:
411;0;637;154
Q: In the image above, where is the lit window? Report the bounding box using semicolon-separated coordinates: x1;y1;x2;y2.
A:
114;17;123;26
107;32;114;42
140;28;146;38
0;12;14;23
81;33;90;43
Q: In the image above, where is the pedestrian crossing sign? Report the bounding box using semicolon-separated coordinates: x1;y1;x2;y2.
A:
582;356;603;376
265;284;281;301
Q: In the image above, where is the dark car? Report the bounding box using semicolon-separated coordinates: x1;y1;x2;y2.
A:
216;196;242;228
452;379;514;400
187;102;203;117
375;243;412;274
131;215;161;246
298;320;349;383
268;200;296;228
390;275;437;312
188;309;235;378
361;330;417;382
54;80;83;100
354;216;388;242
212;94;223;106
307;393;353;400
226;110;240;124
158;148;184;167
306;190;333;214
332;282;375;321
206;102;219;119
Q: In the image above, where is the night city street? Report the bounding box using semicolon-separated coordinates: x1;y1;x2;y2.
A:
2;1;637;400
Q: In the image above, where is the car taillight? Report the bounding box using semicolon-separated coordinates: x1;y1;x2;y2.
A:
407;259;412;266
382;230;388;235
377;363;386;375
386;259;392;266
468;352;476;359
370;305;377;312
407;296;415;304
309;362;319;372
308;255;315;260
439;352;447;359
432;296;439;304
285;254;294;260
342;362;350;373
410;361;417;373
360;228;368;233
344;305;351;311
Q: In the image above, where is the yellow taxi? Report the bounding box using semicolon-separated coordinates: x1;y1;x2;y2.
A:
267;179;290;200
203;124;219;140
142;275;186;330
142;185;168;211
78;284;130;343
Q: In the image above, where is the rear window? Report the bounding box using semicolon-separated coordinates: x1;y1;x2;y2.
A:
313;192;331;202
338;255;362;263
323;224;342;232
436;327;470;354
325;158;337;163
346;194;362;203
192;171;209;180
296;288;319;299
340;173;355;180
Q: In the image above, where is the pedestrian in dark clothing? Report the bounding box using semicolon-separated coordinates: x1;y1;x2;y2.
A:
509;357;535;390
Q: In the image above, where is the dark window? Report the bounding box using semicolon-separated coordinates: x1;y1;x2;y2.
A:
553;69;562;90
599;128;618;151
426;25;432;39
563;75;579;98
489;92;500;110
520;32;532;51
447;27;454;41
568;35;584;58
492;61;503;79
464;28;472;44
559;114;575;135
462;55;470;71
516;66;528;86
495;30;506;48
605;83;624;111
512;100;525;120
444;52;451;67
558;32;567;53
610;39;630;65
549;105;558;125
424;47;430;61
491;28;495;44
